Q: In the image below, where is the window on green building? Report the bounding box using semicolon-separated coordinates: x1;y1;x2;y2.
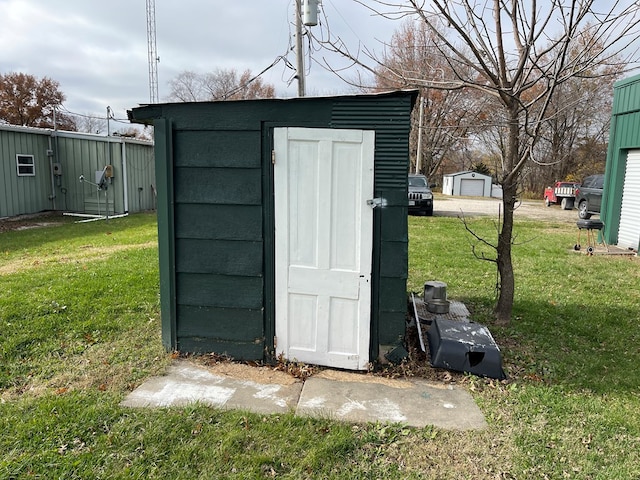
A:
16;154;35;176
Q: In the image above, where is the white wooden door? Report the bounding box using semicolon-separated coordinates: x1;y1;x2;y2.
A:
273;127;375;370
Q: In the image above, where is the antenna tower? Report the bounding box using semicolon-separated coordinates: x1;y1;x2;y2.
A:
146;0;159;103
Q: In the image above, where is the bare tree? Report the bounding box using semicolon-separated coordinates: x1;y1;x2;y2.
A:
167;71;204;102
533;58;621;188
314;0;640;325
167;68;276;102
75;113;108;135
371;21;485;180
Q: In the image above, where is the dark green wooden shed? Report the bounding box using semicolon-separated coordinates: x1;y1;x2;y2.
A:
130;90;417;370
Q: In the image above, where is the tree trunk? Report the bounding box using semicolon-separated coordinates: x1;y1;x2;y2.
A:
494;104;520;326
495;181;516;325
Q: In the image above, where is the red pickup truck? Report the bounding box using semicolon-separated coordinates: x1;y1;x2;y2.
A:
543;181;580;210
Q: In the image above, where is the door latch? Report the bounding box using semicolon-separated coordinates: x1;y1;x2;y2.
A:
366;197;387;208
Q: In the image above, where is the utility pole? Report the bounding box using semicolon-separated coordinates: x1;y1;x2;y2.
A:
295;0;319;97
295;0;305;97
416;97;425;174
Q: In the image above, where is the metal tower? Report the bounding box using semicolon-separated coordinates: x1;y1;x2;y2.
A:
146;0;159;103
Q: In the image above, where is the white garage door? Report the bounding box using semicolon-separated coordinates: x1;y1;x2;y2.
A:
460;178;485;197
618;150;640;250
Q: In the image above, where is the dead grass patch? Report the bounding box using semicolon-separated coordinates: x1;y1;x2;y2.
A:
0;241;157;275
195;358;301;386
0;316;168;402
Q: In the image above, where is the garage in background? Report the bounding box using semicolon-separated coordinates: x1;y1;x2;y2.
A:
442;171;492;197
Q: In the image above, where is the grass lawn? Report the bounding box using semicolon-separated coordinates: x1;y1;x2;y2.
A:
1;211;639;479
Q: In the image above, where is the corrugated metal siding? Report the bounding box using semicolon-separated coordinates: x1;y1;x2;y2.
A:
612;76;640;115
602;74;640;245
332;94;415;346
611;112;640;149
55;135;111;213
331;97;413;192
1;125;154;217
0;128;53;217
123;142;156;212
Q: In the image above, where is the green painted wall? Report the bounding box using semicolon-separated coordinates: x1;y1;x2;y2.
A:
602;74;640;245
0;126;54;217
55;134;155;215
0;125;154;218
131;92;417;362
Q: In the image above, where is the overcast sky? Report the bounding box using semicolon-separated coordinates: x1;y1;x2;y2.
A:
0;0;398;127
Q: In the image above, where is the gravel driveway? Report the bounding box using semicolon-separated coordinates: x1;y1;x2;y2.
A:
1;196;581;233
433;195;581;225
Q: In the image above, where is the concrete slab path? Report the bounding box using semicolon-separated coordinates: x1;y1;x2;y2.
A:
122;360;486;431
121;361;303;415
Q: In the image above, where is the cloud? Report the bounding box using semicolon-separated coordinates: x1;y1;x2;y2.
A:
0;0;398;122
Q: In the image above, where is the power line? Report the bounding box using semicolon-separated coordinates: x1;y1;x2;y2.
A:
58;105;132;124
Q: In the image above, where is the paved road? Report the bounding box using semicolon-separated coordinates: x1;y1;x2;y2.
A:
433;195;582;224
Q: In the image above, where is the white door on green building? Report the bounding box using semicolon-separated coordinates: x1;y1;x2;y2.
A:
273;127;374;370
618;150;640;250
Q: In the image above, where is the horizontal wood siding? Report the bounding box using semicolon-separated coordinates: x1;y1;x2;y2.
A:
176;239;262;275
175;204;262;240
378;191;409;241
177;306;263;339
177;273;263;309
379;241;408;277
174;167;261;204
378;277;409;312
174;131;260;168
172;127;264;356
378;311;406;345
177;338;264;358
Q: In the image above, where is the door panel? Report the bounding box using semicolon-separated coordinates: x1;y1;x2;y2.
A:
618;151;640;249
460;178;484;197
274;127;374;370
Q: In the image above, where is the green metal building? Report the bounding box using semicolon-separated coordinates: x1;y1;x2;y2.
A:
602;74;640;251
0;124;155;218
130;91;417;370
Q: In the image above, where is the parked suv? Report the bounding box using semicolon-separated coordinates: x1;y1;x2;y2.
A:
575;174;605;219
408;174;434;216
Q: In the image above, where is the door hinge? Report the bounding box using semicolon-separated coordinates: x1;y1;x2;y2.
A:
273;336;277;348
271;150;276;165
